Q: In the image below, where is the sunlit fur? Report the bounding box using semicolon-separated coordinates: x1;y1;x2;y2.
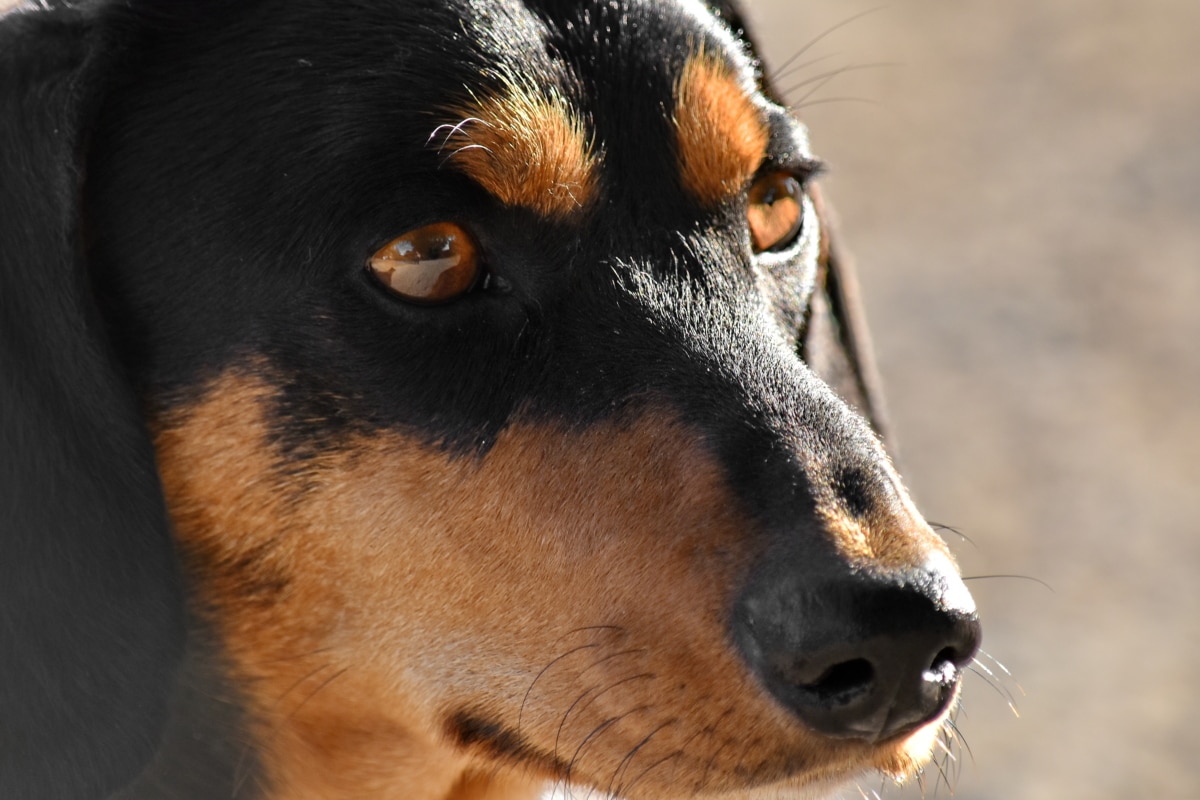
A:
152;366;955;800
0;0;974;796
674;54;769;205
439;85;598;219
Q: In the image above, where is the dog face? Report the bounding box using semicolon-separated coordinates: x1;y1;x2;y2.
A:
0;1;979;798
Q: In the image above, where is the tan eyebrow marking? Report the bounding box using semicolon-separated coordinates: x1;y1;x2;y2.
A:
437;84;598;219
674;54;770;205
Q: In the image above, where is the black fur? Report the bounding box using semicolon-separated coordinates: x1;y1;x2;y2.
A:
1;1;891;797
0;5;182;797
445;712;569;776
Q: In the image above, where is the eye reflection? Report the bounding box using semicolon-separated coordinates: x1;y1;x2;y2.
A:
747;172;804;253
368;222;480;304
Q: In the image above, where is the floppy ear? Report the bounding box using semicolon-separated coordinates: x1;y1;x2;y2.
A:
0;4;183;797
799;186;892;442
706;0;893;442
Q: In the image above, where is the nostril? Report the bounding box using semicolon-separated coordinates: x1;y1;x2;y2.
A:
733;567;983;743
925;647;963;684
799;658;875;706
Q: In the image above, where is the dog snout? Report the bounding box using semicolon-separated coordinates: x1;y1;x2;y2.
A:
733;552;981;743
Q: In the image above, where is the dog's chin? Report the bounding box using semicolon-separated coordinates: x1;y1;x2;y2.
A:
719;683;962;800
540;712;949;800
802;715;952;799
723;735;938;800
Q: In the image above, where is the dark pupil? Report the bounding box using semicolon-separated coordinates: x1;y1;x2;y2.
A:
428;237;453;260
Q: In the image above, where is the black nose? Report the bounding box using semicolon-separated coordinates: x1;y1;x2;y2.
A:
733;554;981;742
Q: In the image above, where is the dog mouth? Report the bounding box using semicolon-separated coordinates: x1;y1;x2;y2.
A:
517;556;979;797
153;366;976;798
535;707;958;800
707;703;963;798
468;624;968;799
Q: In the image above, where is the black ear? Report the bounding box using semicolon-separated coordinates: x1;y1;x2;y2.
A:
708;0;893;442
799;186;892;443
0;4;183;797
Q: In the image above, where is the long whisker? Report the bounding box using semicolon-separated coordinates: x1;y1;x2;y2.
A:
772;51;840;82
619;748;684;798
967;664;1021;716
934;735;957;762
518;642;601;734
791;97;882;112
977;648;1024;690
285;666;348;721
438;142;493;169
770;6;888;77
782;61;899;99
962;573;1054;592
973;654;1024;698
564;705;652;790
272;662;334;710
554;671;655;765
928;521;975;547
426;116;489;151
928;747;953;798
945;717;976;764
577;647;649;679
606;718;677;797
232;660;337;796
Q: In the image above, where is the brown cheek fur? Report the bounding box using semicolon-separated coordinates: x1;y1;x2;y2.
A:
440;86;598;220
674;54;769;206
153;369;945;800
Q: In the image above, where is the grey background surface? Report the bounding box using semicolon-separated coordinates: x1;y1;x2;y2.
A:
745;1;1200;797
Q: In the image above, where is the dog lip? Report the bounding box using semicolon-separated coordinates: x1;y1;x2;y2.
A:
842;666;963;744
878;676;960;743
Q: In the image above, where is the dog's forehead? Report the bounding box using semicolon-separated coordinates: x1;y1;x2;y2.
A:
459;0;756;77
435;0;768;217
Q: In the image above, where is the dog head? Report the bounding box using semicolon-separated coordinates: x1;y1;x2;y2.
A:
0;1;979;797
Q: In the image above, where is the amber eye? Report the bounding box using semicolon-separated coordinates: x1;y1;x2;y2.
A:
367;222;481;304
746;172;805;253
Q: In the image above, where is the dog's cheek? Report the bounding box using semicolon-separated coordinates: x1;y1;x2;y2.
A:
153;372;475;797
152;369;952;796
151;368;816;794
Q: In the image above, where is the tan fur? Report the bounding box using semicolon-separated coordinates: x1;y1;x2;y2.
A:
813;469;950;572
440;85;598;219
153;367;950;800
674;54;769;206
446;771;546;800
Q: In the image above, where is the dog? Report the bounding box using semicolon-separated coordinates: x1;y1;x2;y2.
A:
0;1;981;798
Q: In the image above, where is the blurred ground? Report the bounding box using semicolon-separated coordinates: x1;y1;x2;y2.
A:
744;1;1200;797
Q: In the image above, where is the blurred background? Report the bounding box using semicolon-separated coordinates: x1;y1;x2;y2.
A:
744;0;1200;797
